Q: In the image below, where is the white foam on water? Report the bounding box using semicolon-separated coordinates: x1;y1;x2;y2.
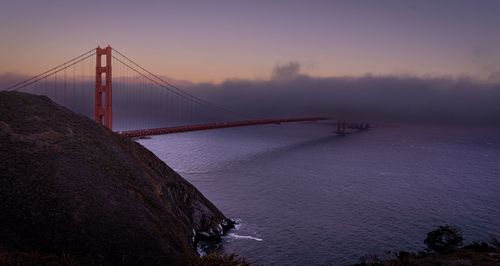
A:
196;245;207;257
225;233;263;242
231;218;243;230
234;223;242;230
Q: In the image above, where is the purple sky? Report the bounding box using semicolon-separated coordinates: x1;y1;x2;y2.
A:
1;0;500;83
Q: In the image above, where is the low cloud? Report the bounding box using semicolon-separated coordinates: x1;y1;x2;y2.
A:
190;63;500;125
2;64;500;126
271;62;303;81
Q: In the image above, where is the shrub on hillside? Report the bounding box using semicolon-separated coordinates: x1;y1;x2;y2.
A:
424;224;463;254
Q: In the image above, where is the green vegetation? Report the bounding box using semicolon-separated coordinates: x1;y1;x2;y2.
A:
424;225;463;254
0;250;81;266
0;250;250;266
192;253;251;266
0;91;235;265
355;225;500;266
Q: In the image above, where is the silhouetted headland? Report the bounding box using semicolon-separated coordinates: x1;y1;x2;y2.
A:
0;91;239;265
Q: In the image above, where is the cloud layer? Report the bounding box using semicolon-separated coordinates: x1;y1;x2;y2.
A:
2;63;500;126
189;63;500;125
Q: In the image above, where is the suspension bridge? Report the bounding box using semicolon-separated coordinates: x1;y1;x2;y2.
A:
3;45;369;137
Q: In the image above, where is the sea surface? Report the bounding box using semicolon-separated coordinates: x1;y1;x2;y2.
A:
138;123;500;265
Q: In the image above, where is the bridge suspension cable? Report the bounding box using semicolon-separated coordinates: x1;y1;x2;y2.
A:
0;45;339;135
4;49;96;92
111;48;248;119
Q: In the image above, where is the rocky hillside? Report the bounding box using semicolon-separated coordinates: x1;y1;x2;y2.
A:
0;92;234;265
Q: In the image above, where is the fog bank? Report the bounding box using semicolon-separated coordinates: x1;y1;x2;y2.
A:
189;63;500;125
2;64;500;126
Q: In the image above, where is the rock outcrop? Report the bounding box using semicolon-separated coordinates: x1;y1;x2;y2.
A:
0;92;233;265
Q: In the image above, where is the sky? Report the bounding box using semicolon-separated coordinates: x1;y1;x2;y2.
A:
1;0;500;83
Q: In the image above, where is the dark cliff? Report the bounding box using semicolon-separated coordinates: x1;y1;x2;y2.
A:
0;91;233;265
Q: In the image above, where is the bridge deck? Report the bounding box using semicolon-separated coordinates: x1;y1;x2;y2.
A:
119;117;328;137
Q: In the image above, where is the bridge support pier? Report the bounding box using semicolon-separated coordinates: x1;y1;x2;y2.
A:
336;121;347;135
94;46;112;130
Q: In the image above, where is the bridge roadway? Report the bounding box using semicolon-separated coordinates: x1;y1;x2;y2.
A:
119;117;329;137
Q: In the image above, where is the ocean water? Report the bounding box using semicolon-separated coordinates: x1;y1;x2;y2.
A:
138;123;500;265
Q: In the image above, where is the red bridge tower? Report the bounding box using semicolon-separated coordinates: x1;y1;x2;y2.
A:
94;46;112;129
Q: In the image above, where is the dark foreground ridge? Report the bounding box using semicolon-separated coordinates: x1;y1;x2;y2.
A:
0;92;236;265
